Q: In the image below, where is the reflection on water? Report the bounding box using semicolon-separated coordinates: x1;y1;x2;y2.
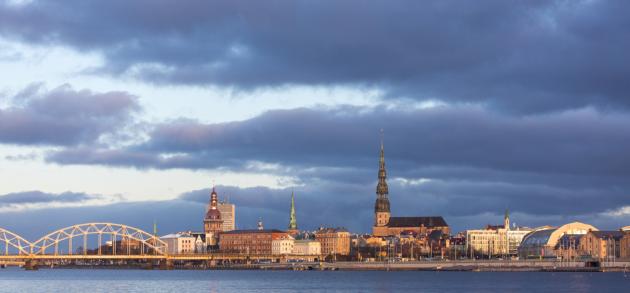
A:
0;268;628;293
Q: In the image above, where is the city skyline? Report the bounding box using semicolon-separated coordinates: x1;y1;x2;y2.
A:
1;0;629;239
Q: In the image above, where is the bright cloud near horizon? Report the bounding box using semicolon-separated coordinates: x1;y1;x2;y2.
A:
0;0;629;238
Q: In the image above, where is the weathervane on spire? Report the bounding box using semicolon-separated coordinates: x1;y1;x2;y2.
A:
380;128;384;150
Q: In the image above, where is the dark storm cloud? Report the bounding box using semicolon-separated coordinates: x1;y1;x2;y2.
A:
44;105;630;220
48;105;630;177
1;0;630;112
0;83;140;146
0;190;103;206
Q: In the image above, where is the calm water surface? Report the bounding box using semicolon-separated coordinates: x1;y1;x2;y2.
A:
0;268;628;292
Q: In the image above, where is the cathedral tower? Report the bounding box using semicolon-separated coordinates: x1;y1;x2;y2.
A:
374;132;390;228
204;187;223;246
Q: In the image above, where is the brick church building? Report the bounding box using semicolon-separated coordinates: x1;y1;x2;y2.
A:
372;137;449;237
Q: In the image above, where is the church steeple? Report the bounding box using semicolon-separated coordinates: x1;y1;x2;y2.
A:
210;186;218;210
376;132;389;197
374;130;390;227
288;191;297;231
504;208;510;230
204;185;223;246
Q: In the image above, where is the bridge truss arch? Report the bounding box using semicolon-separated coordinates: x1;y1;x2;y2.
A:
0;228;31;255
31;223;167;256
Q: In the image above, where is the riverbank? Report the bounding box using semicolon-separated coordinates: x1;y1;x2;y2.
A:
261;261;630;272
9;260;627;272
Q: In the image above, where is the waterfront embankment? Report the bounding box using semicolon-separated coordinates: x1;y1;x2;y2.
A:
258;260;630;272
4;259;629;272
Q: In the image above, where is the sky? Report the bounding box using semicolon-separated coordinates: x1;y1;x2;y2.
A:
0;0;629;240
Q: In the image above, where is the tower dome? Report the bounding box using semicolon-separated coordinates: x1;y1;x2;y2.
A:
204;187;222;220
205;208;221;220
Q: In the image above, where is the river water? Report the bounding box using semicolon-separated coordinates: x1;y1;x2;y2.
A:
0;268;628;292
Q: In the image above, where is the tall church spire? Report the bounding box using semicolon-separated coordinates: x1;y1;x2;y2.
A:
374;130;390;216
504;208;510;230
288;190;297;231
376;129;389;200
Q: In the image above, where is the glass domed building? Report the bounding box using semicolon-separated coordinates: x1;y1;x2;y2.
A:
518;221;598;259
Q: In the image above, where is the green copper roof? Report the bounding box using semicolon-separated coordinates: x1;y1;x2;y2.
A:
288;191;297;230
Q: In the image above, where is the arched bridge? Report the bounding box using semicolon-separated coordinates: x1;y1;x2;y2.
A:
31;223;167;256
1;227;31;255
1;223;321;270
1;223;167;259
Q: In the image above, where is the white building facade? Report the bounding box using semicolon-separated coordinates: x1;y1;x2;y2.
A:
271;235;295;255
161;232;196;254
292;239;321;255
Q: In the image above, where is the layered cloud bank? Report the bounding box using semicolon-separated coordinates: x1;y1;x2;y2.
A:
0;1;628;234
2;95;629;233
1;0;630;113
0;190;121;214
33;104;630;231
0;84;139;146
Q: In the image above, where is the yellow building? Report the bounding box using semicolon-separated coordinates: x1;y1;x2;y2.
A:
620;231;630;260
579;230;624;260
315;227;351;256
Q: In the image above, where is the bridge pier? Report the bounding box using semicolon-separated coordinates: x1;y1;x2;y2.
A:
159;259;173;270
24;260;38;271
142;262;154;270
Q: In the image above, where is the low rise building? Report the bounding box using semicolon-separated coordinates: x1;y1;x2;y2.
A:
271;235;295;255
449;233;467;259
465;210;532;257
365;235;387;247
621;231;630;260
219;229;289;255
293;239;321;255
161;232;196;254
580;230;624;260
428;229;451;259
555;233;584;260
315;227;351;256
